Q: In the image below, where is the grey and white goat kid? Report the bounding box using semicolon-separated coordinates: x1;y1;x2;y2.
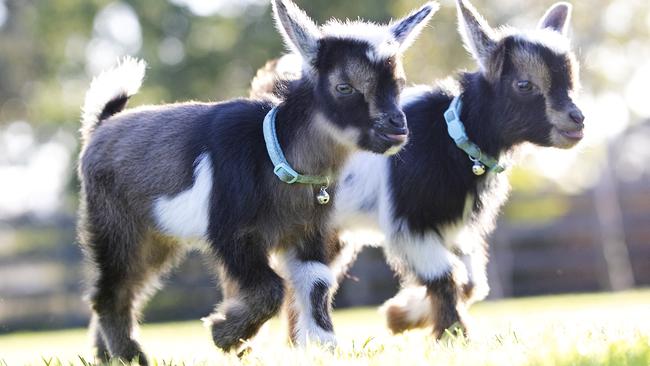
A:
78;0;436;364
250;0;585;340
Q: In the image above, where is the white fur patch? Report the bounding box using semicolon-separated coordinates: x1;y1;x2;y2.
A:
275;53;304;80
322;20;399;62
385;232;457;281
333;152;385;231
455;227;489;303
153;153;213;238
277;250;336;347
81;57;146;141
509;28;571;55
379;286;433;326
314;113;361;149
399;84;432;108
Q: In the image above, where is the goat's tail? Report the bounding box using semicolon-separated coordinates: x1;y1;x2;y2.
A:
80;56;146;144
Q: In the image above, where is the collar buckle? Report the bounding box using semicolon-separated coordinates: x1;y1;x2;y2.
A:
444;96;506;175
273;163;299;184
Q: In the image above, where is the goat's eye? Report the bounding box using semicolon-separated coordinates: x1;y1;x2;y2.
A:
335;83;355;95
516;80;534;93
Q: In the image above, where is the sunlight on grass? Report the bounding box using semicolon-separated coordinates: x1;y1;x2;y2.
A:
1;290;648;365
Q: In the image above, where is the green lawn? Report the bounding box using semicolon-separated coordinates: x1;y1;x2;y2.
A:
1;290;649;365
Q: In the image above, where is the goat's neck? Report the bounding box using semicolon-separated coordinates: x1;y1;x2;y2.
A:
458;73;511;159
275;81;351;179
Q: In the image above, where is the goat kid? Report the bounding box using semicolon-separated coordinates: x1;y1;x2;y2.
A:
250;0;584;339
78;0;436;364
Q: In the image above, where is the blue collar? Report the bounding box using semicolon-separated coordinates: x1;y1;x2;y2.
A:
263;107;330;186
443;96;506;175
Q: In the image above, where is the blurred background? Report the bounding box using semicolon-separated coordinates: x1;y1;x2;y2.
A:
0;0;648;333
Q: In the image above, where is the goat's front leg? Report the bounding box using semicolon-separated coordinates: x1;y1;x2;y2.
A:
278;235;337;347
383;235;469;339
205;234;285;353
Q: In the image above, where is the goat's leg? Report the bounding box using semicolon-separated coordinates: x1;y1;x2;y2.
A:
81;195;154;365
381;286;434;333
381;240;489;334
425;272;469;339
278;238;337;347
205;236;285;352
383;237;469;339
87;240;150;365
83;209;182;365
88;313;109;363
456;237;490;306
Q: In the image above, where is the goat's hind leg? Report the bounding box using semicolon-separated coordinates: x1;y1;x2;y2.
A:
89;313;109;363
83;210;180;365
86;233;149;364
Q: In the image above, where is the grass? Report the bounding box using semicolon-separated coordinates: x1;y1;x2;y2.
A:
1;290;649;365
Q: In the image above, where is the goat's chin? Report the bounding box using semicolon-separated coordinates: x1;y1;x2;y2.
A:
364;138;407;156
383;141;408;156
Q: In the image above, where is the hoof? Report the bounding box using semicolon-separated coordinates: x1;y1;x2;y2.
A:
210;316;244;352
434;320;469;341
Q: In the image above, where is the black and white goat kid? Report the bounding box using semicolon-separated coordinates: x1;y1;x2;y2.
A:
250;0;585;340
78;0;436;364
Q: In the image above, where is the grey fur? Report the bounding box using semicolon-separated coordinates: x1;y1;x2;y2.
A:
272;0;321;62
455;0;500;79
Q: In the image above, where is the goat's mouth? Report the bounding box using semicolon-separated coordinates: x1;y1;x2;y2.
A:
376;131;408;145
557;128;584;141
367;128;409;155
551;126;584;148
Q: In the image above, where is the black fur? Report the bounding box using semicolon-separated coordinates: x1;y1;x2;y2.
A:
293;38;407;153
98;94;130;122
391;6;432;43
243;0;583;345
310;281;334;332
390;37;578;235
80;34;410;362
425;272;463;339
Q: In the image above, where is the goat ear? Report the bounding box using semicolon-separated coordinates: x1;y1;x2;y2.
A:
390;2;439;51
455;0;499;75
538;2;572;35
272;0;321;63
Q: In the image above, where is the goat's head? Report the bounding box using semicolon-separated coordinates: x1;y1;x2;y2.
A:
457;0;584;149
272;0;437;155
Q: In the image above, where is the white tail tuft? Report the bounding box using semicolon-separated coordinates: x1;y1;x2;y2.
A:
80;56;146;143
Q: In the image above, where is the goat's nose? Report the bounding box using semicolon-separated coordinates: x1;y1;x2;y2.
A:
569;109;585;126
387;112;407;131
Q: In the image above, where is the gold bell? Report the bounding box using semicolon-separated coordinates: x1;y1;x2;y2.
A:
316;186;330;205
472;161;486;176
